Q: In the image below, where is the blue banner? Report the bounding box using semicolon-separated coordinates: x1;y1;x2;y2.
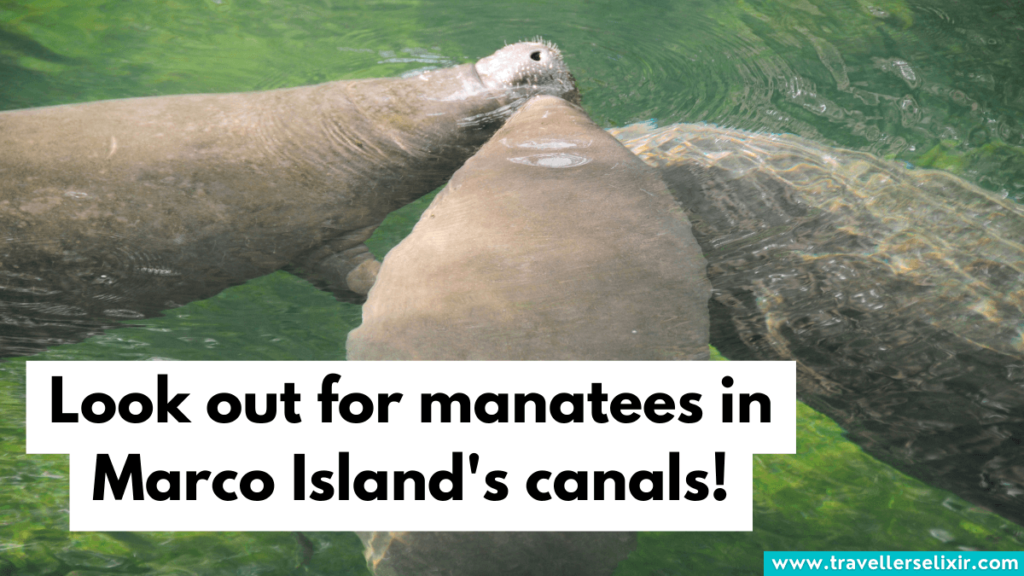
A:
765;552;1023;574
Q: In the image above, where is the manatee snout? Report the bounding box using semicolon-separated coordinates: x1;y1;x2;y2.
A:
475;40;580;105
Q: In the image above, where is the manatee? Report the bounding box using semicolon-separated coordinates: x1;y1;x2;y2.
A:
348;96;710;361
613;122;1024;525
346;95;709;576
0;41;577;359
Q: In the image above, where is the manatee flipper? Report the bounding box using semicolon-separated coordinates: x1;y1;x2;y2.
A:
285;231;381;302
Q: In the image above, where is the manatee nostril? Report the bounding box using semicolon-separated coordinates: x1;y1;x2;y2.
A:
530;51;542;61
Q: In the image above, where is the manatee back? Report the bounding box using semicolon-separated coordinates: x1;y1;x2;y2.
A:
614;123;1024;360
614;122;1024;526
347;96;711;361
346;95;699;576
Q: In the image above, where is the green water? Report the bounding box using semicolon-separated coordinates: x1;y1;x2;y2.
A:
2;0;1024;574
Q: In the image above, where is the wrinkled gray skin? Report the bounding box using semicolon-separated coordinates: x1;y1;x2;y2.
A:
348;96;710;361
347;96;711;576
614;122;1024;526
0;41;577;358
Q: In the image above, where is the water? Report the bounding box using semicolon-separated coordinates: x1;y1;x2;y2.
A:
2;0;1024;573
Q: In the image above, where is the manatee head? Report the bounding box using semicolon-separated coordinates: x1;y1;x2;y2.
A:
475;40;580;106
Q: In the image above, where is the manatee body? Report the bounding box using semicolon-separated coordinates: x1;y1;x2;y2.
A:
0;41;577;358
346;96;711;576
614;122;1024;525
348;96;710;361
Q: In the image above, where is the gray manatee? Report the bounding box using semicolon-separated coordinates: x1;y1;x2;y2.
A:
346;95;710;576
0;41;577;358
347;95;710;361
613;122;1024;526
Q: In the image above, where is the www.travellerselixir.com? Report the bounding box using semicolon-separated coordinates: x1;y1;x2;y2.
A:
764;552;1023;573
